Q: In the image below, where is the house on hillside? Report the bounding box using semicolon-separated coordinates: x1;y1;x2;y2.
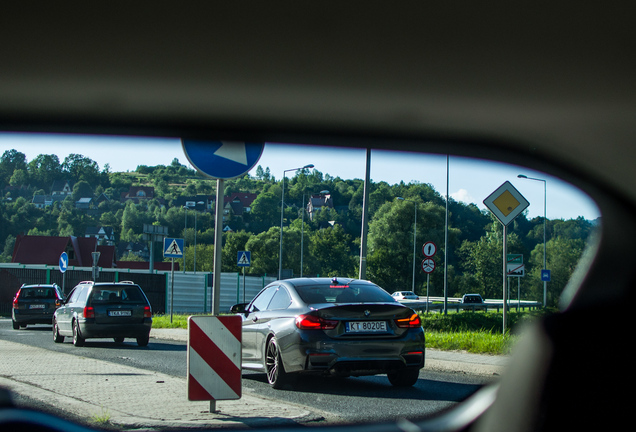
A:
32;194;66;209
307;192;334;220
85;227;116;245
51;180;73;197
120;186;155;203
173;195;210;211
75;197;93;210
117;241;149;261
11;235;116;268
227;192;257;216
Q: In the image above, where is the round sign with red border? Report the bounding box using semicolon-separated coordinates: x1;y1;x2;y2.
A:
422;241;437;257
422;258;435;273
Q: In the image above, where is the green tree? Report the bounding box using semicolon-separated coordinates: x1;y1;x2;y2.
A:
27;154;63;189
367;199;446;293
457;221;524;299
245;227;280;276
0;149;27;187
62;154;103;186
308;224;356;277
248;190;280;233
528;236;587;307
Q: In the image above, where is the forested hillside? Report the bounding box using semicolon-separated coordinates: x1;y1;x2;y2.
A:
0;149;598;307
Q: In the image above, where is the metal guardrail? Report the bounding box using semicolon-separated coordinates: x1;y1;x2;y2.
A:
398;297;542;312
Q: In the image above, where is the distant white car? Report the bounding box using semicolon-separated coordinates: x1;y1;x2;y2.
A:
392;291;419;300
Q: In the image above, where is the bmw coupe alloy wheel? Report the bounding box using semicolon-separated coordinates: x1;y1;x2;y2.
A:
265;338;288;388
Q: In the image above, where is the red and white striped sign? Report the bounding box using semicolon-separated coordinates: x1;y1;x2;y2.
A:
187;315;242;401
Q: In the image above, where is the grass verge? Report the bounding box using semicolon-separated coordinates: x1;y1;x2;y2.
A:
152;309;553;356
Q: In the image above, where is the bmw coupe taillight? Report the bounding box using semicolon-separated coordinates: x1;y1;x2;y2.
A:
295;314;338;330
83;306;95;319
395;313;422;328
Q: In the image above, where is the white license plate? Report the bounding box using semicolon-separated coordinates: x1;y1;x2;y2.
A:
29;304;45;309
108;310;132;317
345;321;387;333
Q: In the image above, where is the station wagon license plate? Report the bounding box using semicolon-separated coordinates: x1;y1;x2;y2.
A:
29;304;45;309
108;310;132;317
345;321;387;333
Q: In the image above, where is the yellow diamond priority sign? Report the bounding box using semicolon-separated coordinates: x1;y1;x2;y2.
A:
484;181;529;226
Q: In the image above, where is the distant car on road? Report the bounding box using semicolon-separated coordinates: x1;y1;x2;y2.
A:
391;291;419;300
53;281;152;347
461;294;485;310
12;284;64;330
231;277;425;388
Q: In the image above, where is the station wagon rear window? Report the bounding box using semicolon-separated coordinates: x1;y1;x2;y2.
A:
91;286;145;303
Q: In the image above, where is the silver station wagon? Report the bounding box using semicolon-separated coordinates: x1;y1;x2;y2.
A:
53;281;153;347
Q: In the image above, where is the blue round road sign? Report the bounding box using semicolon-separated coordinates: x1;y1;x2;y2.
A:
182;140;264;180
59;252;68;273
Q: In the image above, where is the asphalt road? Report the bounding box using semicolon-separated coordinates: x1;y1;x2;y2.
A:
0;319;497;425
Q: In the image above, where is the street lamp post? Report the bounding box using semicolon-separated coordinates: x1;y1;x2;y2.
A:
279;164;314;280
183;205;188;273
192;201;205;273
517;174;547;308
397;197;417;294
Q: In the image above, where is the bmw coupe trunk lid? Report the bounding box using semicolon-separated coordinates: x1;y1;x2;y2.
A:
306;303;420;338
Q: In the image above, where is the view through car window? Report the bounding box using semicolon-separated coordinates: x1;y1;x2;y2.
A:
0;133;600;429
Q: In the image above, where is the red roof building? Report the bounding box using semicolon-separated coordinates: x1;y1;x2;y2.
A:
11;235;116;268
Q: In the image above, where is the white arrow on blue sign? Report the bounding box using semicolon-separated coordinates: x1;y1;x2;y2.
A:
59;252;68;273
182;140;264;180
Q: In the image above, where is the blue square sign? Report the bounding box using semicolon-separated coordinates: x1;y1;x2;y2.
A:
237;251;251;267
541;270;551;282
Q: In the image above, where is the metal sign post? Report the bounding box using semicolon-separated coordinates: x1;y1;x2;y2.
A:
181;140;264;316
164;238;184;323
422;241;436;313
484;181;529;334
237;251;251;303
91;251;101;282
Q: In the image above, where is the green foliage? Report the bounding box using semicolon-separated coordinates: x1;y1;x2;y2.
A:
425;330;516;355
0;148;596;310
421;309;553;334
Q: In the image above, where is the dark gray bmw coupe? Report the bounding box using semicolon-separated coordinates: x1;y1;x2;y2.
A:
231;277;425;388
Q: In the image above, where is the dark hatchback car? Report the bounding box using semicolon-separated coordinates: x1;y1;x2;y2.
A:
231;277;425;388
11;284;64;329
52;281;152;347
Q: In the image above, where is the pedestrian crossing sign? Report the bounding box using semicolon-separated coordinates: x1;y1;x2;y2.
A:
237;251;251;267
164;238;184;258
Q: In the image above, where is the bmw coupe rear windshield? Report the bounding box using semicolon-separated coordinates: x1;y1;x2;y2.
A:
297;284;396;304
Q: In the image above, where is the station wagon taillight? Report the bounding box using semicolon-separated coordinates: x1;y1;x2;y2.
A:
12;295;19;309
83;306;95;318
143;306;152;318
395;313;422;328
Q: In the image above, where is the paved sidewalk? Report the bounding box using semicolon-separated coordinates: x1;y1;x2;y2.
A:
0;328;509;430
0;338;320;430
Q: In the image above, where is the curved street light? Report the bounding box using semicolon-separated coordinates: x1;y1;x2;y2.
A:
279;164;314;280
517;174;547;308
